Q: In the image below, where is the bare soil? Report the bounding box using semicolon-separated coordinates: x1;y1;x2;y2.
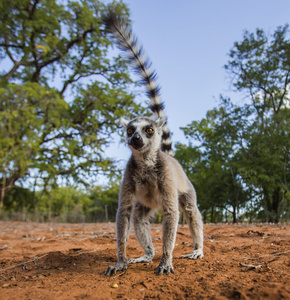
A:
0;221;289;299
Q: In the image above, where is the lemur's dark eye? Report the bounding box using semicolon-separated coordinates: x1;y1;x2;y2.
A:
127;128;133;135
146;128;153;134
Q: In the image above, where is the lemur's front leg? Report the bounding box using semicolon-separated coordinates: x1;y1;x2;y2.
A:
104;206;132;276
105;185;134;276
155;198;179;275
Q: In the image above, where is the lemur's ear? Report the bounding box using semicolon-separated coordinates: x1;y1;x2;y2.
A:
156;117;167;128
120;117;130;128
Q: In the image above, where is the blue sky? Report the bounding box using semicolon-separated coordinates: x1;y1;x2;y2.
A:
118;0;290;147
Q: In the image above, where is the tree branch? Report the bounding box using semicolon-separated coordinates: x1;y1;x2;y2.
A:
59;46;91;95
28;0;40;20
72;100;96;124
31;26;95;81
278;70;290;111
30;32;41;82
1;35;29;80
42;132;75;144
240;64;275;112
0;43;24;49
2;60;23;80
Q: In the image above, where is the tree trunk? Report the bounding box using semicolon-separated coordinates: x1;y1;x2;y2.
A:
0;189;4;212
210;206;214;223
203;211;207;224
105;204;108;221
263;187;281;223
272;188;281;223
232;206;237;224
0;173;7;212
263;187;274;222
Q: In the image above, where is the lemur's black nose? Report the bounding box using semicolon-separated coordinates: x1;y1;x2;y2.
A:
129;133;144;150
132;133;141;141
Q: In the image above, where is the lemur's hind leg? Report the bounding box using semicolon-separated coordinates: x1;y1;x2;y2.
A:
179;188;204;259
129;202;155;264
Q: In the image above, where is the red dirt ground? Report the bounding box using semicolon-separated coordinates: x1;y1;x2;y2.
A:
0;221;289;299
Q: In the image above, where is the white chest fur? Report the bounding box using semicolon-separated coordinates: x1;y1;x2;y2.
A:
135;182;161;209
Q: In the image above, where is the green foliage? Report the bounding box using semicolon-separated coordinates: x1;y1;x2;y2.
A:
0;0;146;208
177;25;290;223
37;186;93;222
88;181;119;221
1;182;120;222
225;24;290;222
225;24;290;115
177;98;251;223
0;82;68;189
3;186;36;213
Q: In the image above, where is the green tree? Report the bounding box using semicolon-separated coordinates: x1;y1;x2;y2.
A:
0;0;144;210
177;25;290;223
3;186;36;213
89;181;119;221
177;98;251;223
225;25;290;222
175;143;219;223
37;186;93;222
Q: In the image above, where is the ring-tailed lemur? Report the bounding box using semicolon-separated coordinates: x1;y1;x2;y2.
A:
103;10;203;276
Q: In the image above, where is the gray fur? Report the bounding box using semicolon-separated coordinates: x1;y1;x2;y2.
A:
104;117;203;276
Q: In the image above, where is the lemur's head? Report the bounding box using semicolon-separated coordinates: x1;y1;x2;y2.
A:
121;116;166;154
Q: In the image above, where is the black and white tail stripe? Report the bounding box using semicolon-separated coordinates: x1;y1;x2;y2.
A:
103;10;173;156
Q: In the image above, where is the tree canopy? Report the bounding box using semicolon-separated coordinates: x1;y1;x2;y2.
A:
0;0;145;209
176;25;290;223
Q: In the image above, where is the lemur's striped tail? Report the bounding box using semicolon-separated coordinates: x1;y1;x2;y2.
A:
103;10;173;156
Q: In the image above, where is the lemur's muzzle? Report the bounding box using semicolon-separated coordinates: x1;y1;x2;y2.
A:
129;133;144;150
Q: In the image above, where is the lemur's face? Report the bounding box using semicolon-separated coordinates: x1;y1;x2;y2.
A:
121;117;164;153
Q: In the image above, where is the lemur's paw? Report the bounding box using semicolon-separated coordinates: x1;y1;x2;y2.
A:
180;249;203;260
154;261;175;275
129;254;153;264
104;262;128;276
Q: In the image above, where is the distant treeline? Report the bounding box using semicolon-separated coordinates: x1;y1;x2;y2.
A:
1;170;289;223
1;184;119;223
